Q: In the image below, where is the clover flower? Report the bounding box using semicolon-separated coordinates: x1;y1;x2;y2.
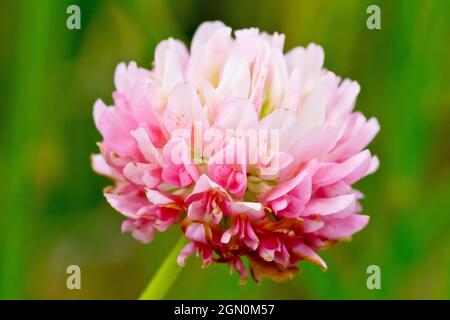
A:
92;21;379;283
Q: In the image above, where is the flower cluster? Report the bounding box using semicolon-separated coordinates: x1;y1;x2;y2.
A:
92;21;379;283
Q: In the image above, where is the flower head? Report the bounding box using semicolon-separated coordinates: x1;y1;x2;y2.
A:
92;21;379;283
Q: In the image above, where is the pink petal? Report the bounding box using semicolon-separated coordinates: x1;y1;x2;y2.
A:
328;114;380;161
177;242;196;266
327;79;360;121
313;150;372;187
185;223;208;243
222;201;265;220
298;72;339;135
185;174;230;204
91;154;122;180
188;22;232;88
121;219;155;244
220;221;239;244
104;191;148;219
229;257;248;283
283;125;339;179
302;218;325;233
303;194;356;216
145;189;177;206
123;162;161;188
318;214;369;239
207;139;247;198
259;109;300;151
292;242;327;270
263;166;313;202
190;21;228;53
285;43;324;78
258;236;280;262
93;99;108;131
250;43;270;113
154;38;189;92
217;56;251;98
130;128;165;166
163;83;207;133
214;98;258;130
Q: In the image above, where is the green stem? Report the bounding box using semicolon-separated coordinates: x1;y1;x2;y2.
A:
138;237;186;300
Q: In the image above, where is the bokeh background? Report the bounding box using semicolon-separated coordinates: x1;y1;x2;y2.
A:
0;0;449;299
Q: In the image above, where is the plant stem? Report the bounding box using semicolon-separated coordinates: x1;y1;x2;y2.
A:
138;237;186;300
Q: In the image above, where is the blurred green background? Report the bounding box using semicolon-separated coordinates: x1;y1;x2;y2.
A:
0;0;449;299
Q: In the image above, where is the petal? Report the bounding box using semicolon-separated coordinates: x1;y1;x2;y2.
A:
177;242;196;266
281;68;302;112
250;43;271;113
285;43;324;78
366;155;380;175
258;236;279;262
313;150;372;187
303;194;356;216
262;162;315;203
207;139;247;197
95;104;137;157
105;191;148;219
259;109;300;152
185;174;230;204
154;38;189;92
91;154;122;180
114;61;151;96
93;99;108;131
123;162;161;188
188;22;232;88
229;257;248;284
292;242;327;270
185;223;208;243
223;201;265;220
130;128;165;166
128;83;167;146
298;72;339;134
121;219;155;244
217;56;251;98
114;62;128;93
145;189;177;206
302;218;325;233
265;49;289;108
164;83;207;132
220;221;239;244
318;214;369;239
214;98;258;130
282;125;339;180
328;114;380;161
327;79;361;121
190;21;228;53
